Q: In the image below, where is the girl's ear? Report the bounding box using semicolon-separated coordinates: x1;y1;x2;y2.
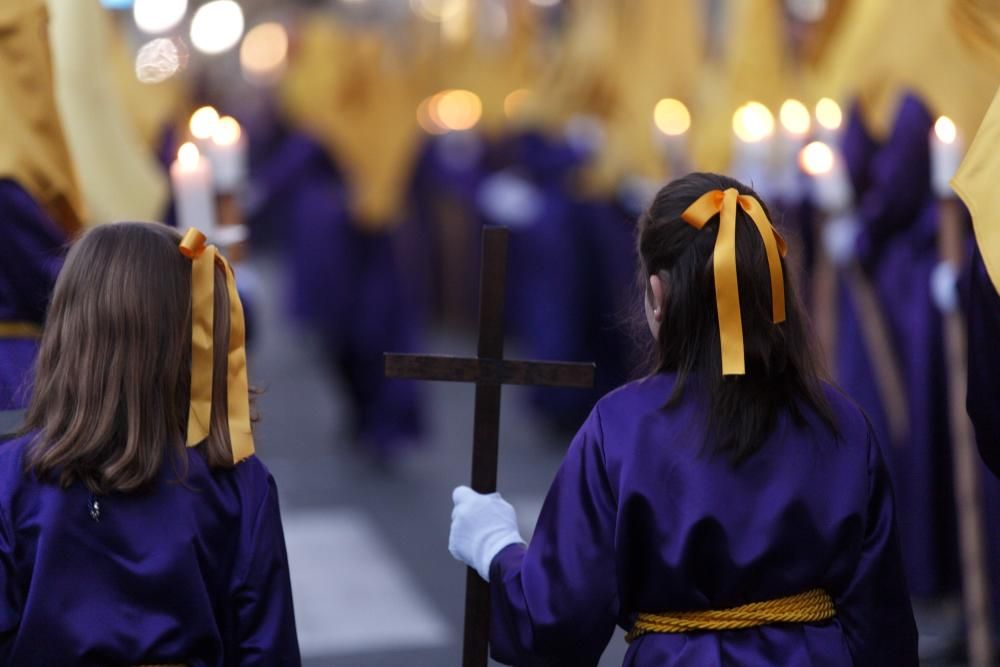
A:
649;274;666;322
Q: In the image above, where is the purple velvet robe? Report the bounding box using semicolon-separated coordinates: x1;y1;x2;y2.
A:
489;374;917;666
0;180;66;409
248;123;423;456
836;95;957;597
967;247;1000;476
0;434;300;666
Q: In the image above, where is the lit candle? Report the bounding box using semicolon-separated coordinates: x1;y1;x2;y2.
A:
207;115;247;193
775;99;811;201
731;101;776;196
930;116;963;199
814;97;843;144
189;105;220;152
653;98;691;177
170;142;217;232
799;140;852;214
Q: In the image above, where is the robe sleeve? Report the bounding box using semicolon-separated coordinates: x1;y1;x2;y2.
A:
232;473;301;666
488;407;618;666
833;429;918;665
0;499;18;664
966;246;1000;477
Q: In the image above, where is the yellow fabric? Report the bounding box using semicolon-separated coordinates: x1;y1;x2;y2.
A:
682;189;788;376
828;0;1000;140
0;322;42;339
47;0;169;226
952;85;1000;294
0;0;83;234
626;588;835;642
178;229;254;463
280;19;426;229
950;0;1000;74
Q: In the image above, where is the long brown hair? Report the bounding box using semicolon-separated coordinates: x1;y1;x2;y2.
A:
22;222;240;493
637;173;837;464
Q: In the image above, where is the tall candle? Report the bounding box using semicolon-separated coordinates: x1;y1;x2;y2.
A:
799;140;852;214
930;116;963;199
207;115;247;193
775;99;811;201
170;142;217;231
731;101;775;197
653;98;691;178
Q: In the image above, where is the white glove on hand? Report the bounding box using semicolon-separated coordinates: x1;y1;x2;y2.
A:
449;486;525;582
822;214;860;267
931;261;959;313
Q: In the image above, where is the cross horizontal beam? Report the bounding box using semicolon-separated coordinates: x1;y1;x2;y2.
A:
385;353;595;389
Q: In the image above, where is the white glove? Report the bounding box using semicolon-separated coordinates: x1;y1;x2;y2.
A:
449;486;525;582
931;261;959;313
822;214;860;267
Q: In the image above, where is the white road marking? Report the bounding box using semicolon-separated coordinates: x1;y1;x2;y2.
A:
283;509;452;657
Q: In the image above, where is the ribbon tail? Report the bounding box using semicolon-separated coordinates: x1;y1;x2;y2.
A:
715;189;745;375
187;247;216;446
220;257;255;463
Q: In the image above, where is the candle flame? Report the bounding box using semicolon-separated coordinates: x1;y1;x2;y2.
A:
431;89;482;131
190;106;220;140
654;98;691;136
212;116;242;146
799;141;835;176
733;102;775;143
934;116;957;144
815;98;842;131
779;99;811;135
178;142;201;169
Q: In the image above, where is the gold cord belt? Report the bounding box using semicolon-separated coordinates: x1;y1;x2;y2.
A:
627;588;836;642
0;322;42;339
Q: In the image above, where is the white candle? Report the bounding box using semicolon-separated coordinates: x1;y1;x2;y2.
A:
799;140;852;213
775;99;811;201
170;142;217;231
731;101;776;197
930;116;963;199
207;115;247;193
653;98;691;177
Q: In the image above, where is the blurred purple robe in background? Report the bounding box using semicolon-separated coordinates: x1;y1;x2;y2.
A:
489;374;918;666
836;95;957;598
967;247;1000;476
0;434;300;666
0;180;66;410
248;123;423;458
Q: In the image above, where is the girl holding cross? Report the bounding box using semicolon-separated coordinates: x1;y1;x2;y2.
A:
449;172;917;665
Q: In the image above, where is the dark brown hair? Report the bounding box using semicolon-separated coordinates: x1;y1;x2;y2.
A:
22;222;241;493
637;172;837;464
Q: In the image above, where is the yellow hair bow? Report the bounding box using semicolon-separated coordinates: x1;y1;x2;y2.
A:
179;228;254;462
681;188;788;376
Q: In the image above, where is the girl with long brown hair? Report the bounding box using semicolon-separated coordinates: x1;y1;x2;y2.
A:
1;222;299;665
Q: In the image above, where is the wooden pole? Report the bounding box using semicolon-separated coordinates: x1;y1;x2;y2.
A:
938;198;995;667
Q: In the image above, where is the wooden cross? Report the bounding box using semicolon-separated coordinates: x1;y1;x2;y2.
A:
385;226;595;667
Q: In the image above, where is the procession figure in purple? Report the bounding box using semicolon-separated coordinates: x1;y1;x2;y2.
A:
1;224;300;665
448;173;917;665
0;0;84;412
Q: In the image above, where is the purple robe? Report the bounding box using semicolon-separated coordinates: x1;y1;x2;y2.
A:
0;434;299;666
0;180;66;409
836;95;957;597
967;247;1000;475
488;374;917;666
248;124;423;456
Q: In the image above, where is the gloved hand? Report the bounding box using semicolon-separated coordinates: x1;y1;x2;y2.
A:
449;486;525;582
931;261;959;313
822;214;860;267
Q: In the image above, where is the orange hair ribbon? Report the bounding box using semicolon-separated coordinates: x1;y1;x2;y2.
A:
178;228;255;462
681;188;788;376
